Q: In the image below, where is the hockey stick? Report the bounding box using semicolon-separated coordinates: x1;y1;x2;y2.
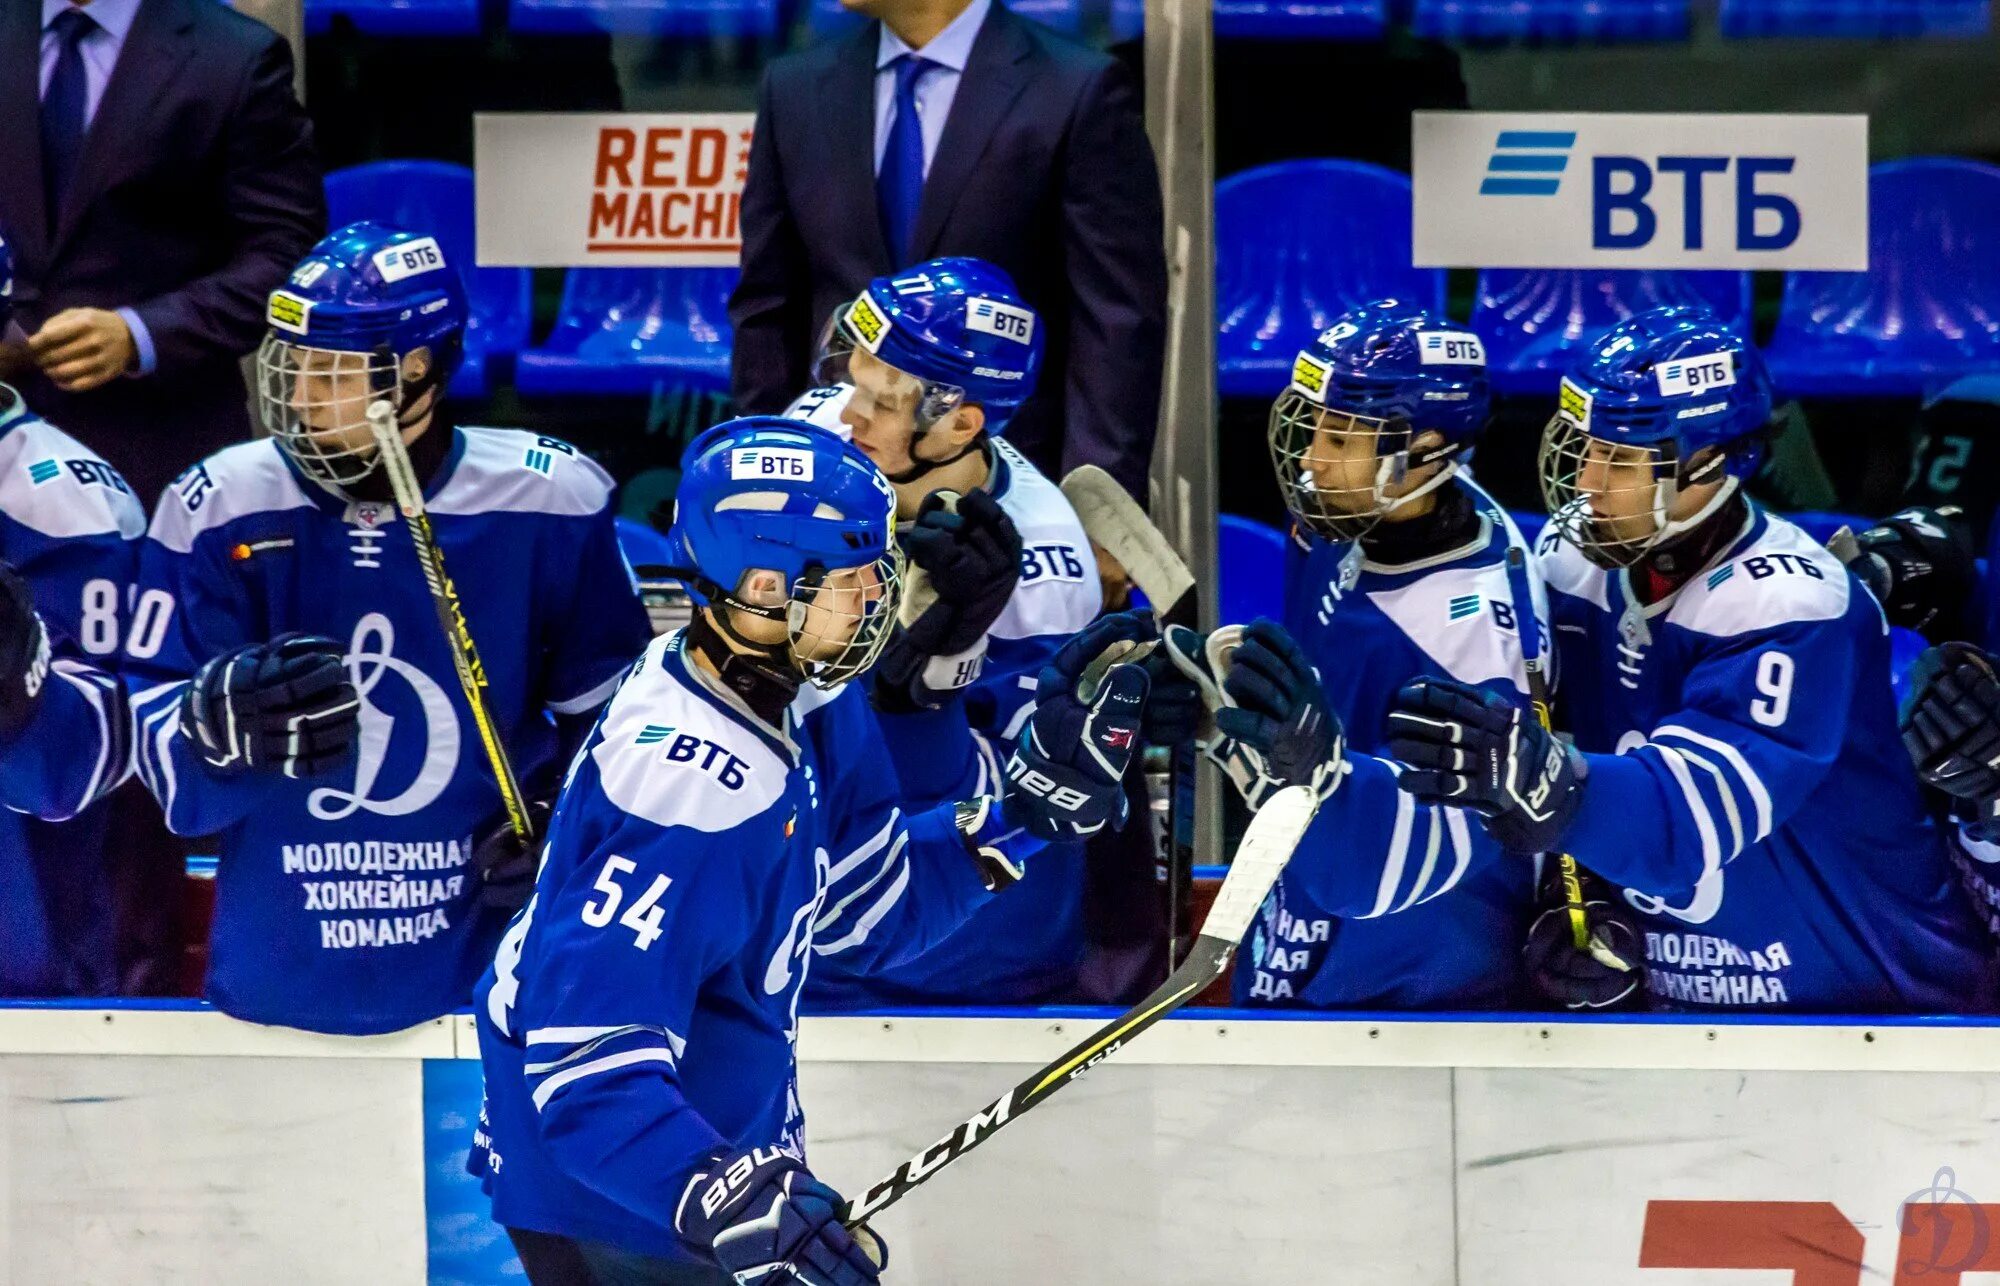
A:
838;784;1318;1230
366;402;533;844
1502;545;1590;950
1060;465;1200;969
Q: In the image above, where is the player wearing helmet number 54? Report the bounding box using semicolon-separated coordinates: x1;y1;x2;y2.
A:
471;417;1147;1283
122;223;654;1034
1386;306;1990;1013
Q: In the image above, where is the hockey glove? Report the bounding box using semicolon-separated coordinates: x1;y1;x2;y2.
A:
1385;676;1586;855
1832;505;1976;641
1161;619;1346;810
1903;641;2000;806
676;1147;886;1286
1004;610;1151;841
872;489;1023;712
1522;864;1643;1011
0;563;49;740
179;633;361;779
471;799;551;912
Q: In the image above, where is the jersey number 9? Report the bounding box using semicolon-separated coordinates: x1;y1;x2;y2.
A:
1750;651;1794;728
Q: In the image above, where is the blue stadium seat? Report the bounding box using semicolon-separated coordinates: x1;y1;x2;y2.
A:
510;0;780;36
1505;508;1547;547
323;161;531;401
1411;0;1688;41
305;0;481;35
1112;0;1388;38
1216;160;1445;399
1764;158;2000;398
813;0;1081;34
1472;270;1752;394
515;268;737;397
615;517;679;570
1720;0;1989;37
1219;514;1289;624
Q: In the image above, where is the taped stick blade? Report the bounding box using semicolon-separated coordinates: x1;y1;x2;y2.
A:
1061;466;1197;626
1196;785;1315;946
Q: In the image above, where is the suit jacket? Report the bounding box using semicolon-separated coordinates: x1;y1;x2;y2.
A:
0;0;324;503
730;4;1166;500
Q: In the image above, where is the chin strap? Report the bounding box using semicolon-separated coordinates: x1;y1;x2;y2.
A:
883;433;988;487
685;610;799;725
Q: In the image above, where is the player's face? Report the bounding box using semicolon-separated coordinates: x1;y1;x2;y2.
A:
1301;411;1391;515
792;562;891;659
843;349;928;473
1574;436;1667;545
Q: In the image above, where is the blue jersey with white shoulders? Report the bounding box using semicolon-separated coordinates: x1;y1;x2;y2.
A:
1236;479;1537;1009
124;428;652;1034
0;388;143;996
1545;504;1991;1012
472;630;1024;1258
787;386;1104;1006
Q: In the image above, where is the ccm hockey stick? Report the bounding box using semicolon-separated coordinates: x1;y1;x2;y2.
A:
839;784;1318;1230
1060;465;1201;967
366;402;533;844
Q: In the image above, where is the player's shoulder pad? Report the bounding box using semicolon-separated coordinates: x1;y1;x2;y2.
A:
1533;525;1610;612
152;440;312;555
430;428;615;520
1666;513;1851;640
1366;542;1538;693
0;413;145;542
782;384;853;433
591;636;792;835
988;439;1100;640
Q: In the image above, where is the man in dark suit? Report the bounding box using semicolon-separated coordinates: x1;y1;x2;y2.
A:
731;0;1167;505
1;0;323;505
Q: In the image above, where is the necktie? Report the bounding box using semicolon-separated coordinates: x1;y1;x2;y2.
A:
42;7;97;228
877;55;935;268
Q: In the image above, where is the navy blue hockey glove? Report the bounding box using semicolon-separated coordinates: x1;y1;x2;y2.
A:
676;1147;886;1286
1522;864;1643;1011
1903;641;2000;806
179;633;361;779
1004;610;1151;841
1385;676;1586;855
1833;505;1975;642
0;563;49;739
471;799;551;912
873;489;1022;713
1161;619;1346;809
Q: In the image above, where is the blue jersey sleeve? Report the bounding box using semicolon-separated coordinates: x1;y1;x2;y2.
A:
123;476;279;836
808;688;1024;972
1564;615;1849;902
1284;751;1501;919
0;446;143;819
490;799;765;1231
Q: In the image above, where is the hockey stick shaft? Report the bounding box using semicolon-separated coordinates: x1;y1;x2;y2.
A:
1502;545;1589;949
366;403;534;844
838;785;1317;1230
1060;466;1201;968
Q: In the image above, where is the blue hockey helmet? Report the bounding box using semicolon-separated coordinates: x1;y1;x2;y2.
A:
254;221;469;488
0;227;13;337
816;258;1043;482
1540;305;1776;567
1267;300;1492;541
668;417;902;688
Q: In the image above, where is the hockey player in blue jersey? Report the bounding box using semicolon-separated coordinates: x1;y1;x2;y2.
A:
472;417;1149;1283
122;223;652;1034
1144;302;1540;1008
0;228;146;995
782;259;1106;1006
1386;307;1992;1012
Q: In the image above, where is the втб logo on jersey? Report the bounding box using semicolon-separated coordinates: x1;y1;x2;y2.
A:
309;612;460;822
1481;131;1575;197
635;724;752;790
